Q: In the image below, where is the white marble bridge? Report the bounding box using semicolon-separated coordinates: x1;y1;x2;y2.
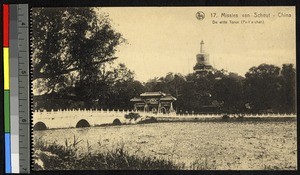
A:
33;109;296;130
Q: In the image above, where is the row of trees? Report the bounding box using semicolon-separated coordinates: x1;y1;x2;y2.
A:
142;64;296;114
32;8;296;114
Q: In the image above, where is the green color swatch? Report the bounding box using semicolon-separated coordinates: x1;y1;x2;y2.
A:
4;90;10;132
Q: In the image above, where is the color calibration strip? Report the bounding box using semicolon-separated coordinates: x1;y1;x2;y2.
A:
10;4;20;173
3;3;12;174
18;4;30;174
3;4;29;173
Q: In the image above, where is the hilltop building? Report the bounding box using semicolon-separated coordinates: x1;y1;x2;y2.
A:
193;40;213;75
130;92;176;114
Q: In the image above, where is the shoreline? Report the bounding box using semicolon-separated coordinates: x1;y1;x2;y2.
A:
33;116;297;131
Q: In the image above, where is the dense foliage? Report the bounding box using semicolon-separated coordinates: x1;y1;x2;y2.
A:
143;64;295;114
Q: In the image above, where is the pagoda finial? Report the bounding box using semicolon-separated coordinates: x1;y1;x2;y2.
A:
200;40;204;53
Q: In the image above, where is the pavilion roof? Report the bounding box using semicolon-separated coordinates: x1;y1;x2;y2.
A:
140;91;166;97
161;95;177;101
130;97;143;102
130;92;176;102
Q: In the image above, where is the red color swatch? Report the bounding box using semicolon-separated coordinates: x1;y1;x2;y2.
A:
3;4;9;47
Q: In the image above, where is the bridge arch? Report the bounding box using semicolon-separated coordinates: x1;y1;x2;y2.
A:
33;122;47;130
76;119;90;128
112;118;121;125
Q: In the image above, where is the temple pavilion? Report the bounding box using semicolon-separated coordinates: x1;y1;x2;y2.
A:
130;92;176;113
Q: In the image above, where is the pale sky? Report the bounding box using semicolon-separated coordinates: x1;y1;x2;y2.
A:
98;7;295;82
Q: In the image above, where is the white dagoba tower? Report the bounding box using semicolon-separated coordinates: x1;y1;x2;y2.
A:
193;40;213;74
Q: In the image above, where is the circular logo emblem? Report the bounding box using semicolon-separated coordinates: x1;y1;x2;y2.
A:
196;11;205;20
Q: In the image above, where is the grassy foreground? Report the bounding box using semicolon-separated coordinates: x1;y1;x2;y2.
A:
33;136;185;170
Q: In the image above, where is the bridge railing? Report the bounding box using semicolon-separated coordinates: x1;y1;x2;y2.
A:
33;109;134;119
33;109;297;119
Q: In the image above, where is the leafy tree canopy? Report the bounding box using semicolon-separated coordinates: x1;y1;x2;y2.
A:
32;7;127;109
32;7;125;94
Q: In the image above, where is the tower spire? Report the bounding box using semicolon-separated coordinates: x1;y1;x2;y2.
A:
200;40;204;53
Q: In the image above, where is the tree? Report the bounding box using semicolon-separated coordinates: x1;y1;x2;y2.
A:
97;64;144;110
213;72;244;113
102;80;145;110
178;79;200;113
243;64;282;113
32;7;125;109
178;72;217;113
279;64;296;113
164;73;186;99
144;77;168;92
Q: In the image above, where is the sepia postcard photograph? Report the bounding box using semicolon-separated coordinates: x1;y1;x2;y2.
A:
31;6;296;171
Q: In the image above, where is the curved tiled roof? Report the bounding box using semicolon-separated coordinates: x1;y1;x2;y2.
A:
130;92;176;102
130;97;143;102
160;95;177;101
140;91;166;97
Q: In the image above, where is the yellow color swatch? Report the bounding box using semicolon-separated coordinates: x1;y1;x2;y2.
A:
3;47;10;90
